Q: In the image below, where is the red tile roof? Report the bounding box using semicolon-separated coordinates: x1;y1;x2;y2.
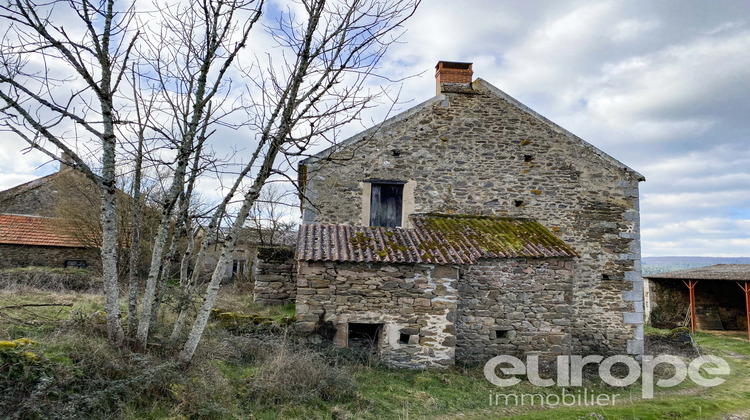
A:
0;214;88;248
297;214;578;265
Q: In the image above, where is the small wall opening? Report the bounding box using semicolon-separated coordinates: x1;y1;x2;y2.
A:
495;329;510;339
513;200;524;207
524;154;534;162
65;260;88;269
398;333;410;345
602;274;611;280
348;323;383;351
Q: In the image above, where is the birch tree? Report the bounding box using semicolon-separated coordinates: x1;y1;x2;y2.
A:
132;0;263;350
178;0;420;364
0;0;137;345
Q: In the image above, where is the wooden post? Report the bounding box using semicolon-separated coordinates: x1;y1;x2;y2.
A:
737;281;750;343
682;280;698;334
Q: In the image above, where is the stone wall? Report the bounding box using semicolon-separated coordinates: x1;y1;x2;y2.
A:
300;80;644;357
0;243;101;272
0;170;91;217
200;244;256;282
253;246;297;305
296;261;459;368
457;258;575;364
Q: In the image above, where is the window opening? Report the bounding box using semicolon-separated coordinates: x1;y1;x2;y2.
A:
348;323;383;351
232;260;246;279
495;329;510;339
369;183;404;227
65;260;88;269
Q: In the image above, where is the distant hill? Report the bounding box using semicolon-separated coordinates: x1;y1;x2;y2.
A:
642;256;750;276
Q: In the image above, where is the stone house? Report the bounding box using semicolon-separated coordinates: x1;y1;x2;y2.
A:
0;213;101;271
197;226;298;304
0;163;104;271
295;61;645;368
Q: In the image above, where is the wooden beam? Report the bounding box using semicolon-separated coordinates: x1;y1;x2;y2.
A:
737;281;750;343
682;279;698;334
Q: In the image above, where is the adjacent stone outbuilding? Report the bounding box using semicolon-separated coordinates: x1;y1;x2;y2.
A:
0;213;101;271
296;61;645;367
296;215;578;367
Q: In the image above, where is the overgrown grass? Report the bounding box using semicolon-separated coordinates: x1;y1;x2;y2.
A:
4;283;750;419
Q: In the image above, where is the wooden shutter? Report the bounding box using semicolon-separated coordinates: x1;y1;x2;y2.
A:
369;183;403;227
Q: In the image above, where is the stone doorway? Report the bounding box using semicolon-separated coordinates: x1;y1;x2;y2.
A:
347;323;383;352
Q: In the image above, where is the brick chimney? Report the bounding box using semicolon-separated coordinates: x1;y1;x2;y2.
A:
435;61;473;95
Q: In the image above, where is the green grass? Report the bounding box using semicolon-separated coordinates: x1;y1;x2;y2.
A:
4;285;750;419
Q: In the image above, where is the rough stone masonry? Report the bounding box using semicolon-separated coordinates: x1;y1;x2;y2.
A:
296;61;645;367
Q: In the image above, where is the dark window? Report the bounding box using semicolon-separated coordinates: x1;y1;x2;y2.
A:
398;333;410;345
65;260;88;269
232;260;246;279
369;183;403;228
495;329;510;339
348;323;383;351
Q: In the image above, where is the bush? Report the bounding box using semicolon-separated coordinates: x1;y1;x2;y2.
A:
249;339;357;406
0;338;52;416
0;267;100;293
0;330;182;419
167;362;235;419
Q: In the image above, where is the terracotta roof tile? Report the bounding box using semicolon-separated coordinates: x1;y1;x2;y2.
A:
0;214;88;248
297;214;578;264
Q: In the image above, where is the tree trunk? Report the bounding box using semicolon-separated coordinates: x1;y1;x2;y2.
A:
150;226;180;327
169;226;195;342
127;127;144;339
100;96;125;345
135;206;173;350
179;135;285;364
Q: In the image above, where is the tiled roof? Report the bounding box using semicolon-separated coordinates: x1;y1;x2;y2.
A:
297;214;578;265
0;214;88;248
645;264;750;281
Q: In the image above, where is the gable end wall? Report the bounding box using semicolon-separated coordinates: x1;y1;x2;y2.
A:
302;84;644;358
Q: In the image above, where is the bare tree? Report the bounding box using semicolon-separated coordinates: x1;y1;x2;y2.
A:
178;0;420;364
132;0;263;350
1;0;419;361
124;67;154;338
0;0;138;345
247;183;297;246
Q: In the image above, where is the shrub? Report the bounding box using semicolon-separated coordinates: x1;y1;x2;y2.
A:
0;331;182;419
249;340;357;406
167;362;235;419
0;267;100;293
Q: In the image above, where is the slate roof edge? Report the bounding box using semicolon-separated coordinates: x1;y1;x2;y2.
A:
644;264;750;281
0;172;59;200
299;95;445;165
474;78;645;182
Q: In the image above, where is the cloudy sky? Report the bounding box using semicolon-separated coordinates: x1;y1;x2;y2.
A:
1;0;749;257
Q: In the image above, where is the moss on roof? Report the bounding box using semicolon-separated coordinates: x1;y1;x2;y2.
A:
414;213;579;259
297;214;578;264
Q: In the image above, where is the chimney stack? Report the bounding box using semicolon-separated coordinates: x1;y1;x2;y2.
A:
59;151;74;172
435;61;473;95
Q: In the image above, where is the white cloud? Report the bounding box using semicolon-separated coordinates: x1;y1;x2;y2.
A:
1;0;749;258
